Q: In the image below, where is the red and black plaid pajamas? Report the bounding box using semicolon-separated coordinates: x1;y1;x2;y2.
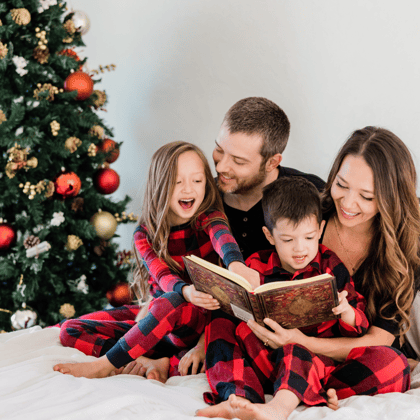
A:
59;210;244;370
203;245;410;406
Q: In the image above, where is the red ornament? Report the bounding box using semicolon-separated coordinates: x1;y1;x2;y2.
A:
64;71;94;100
55;172;82;197
106;282;133;307
94;168;120;194
97;138;120;163
0;223;16;251
58;49;83;70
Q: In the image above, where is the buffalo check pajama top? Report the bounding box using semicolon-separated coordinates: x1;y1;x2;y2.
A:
59;209;244;370
203;245;410;406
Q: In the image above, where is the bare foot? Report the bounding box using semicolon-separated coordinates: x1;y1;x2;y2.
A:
326;388;339;410
53;356;114;378
195;398;241;418
110;360;147;377
229;394;287;420
408;358;420;372
139;356;170;383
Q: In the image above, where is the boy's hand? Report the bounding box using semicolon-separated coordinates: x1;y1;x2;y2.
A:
182;285;220;310
228;261;261;290
178;343;205;376
332;290;356;327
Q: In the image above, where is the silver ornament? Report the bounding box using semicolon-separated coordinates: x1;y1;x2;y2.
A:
11;309;37;329
72;10;90;35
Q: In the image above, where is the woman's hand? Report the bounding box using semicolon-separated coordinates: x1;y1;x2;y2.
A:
182;285;220;310
247;318;302;349
178;344;205;376
228;261;261;290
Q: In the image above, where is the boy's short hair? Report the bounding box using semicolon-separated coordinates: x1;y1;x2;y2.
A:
262;177;322;232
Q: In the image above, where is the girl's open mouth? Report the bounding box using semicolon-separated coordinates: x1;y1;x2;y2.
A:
179;199;195;209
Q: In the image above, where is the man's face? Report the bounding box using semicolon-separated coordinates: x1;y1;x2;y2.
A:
213;124;267;195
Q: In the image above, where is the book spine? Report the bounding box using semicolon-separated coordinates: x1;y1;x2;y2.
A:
248;293;265;325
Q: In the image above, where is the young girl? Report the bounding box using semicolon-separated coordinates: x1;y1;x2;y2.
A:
53;141;259;380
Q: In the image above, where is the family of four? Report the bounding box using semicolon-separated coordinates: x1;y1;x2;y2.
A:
53;97;420;420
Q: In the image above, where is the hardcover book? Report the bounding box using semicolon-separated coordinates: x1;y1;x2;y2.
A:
183;255;339;329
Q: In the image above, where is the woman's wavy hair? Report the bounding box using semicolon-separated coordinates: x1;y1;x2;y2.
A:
322;126;420;336
131;141;225;303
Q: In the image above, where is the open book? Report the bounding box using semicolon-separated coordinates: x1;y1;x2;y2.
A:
183;255;339;329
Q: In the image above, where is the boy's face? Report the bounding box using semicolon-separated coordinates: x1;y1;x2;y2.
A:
263;215;325;273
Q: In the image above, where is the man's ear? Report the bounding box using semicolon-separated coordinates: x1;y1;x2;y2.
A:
265;153;282;172
262;226;275;245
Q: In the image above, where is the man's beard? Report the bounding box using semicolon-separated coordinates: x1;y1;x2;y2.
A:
217;164;267;195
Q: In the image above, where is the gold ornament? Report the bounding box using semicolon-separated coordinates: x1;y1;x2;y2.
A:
45;181;55;198
63;19;76;35
0;42;7;60
11;8;31;26
65;137;82;153
59;303;75;318
50;120;60;136
34;83;59;101
0;19;2;26
89;125;105;139
33;46;50;64
91;210;118;240
71;11;90;35
5;143;37;179
66;235;83;251
114;211;138;222
90;64;116;76
19;180;45;199
92;90;107;108
62;36;73;44
87;143;97;157
0;110;6;123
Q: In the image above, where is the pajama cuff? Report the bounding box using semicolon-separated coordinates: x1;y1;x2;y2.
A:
174;280;188;296
106;340;135;369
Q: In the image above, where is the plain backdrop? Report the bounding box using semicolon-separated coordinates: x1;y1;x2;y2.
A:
68;0;420;251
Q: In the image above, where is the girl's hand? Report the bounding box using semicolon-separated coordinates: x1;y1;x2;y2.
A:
332;290;356;327
247;318;301;349
228;261;261;290
178;344;205;376
182;285;220;310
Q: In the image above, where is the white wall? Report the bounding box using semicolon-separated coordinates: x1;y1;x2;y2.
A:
69;0;420;251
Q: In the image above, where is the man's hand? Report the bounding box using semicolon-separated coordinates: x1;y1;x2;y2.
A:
182;285;220;310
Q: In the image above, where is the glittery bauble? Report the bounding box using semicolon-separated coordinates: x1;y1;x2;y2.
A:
0;223;16;251
59;303;75;318
94;168;120;194
11;8;31;26
54;172;82;197
91;211;117;240
71;10;90;35
64;71;94;100
11;309;37;330
106;282;133;307
97;138;120;163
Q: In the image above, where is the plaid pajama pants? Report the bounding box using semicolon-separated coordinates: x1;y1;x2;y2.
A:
204;311;410;406
59;291;208;372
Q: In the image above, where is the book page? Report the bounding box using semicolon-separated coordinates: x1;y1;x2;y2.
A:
254;273;333;294
186;255;253;292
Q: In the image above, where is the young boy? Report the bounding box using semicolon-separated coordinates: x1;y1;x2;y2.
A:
196;176;369;420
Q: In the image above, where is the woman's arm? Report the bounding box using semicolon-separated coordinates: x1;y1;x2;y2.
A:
248;319;395;362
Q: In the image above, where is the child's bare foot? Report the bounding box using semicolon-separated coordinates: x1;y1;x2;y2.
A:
195;398;242;418
326;388;339;410
53;355;114;378
141;356;170;383
229;394;287;420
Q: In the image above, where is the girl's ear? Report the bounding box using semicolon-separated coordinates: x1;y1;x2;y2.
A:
262;226;275;245
265;153;282;173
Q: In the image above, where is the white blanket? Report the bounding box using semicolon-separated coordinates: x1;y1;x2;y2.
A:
1;327;420;420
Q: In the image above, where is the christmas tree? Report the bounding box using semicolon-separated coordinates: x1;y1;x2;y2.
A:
0;1;136;332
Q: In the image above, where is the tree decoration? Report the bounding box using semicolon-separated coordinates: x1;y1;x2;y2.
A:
11;308;37;330
69;275;89;294
23;235;41;249
66;235;83;251
12;56;29;76
38;0;58;14
89;125;105;139
33;46;50;64
45;181;55;198
0;42;8;60
91;210;117;240
64;72;94;100
10;8;31;26
114;211;137;223
63;19;76;35
93;239;108;256
97;138;119;163
116;250;133;267
90;64;117;76
0;221;16;251
71;197;84;212
0;110;6;123
50;211;65;226
26;241;51;258
71;11;91;35
92;90;107;109
34;28;48;52
5;143;38;179
59;303;75;318
64;137;82;153
54;171;81;197
94;168;120;195
34;83;61;102
50;120;60;136
87;143;97;157
19;180;47;200
106;282;133;307
58;48;82;69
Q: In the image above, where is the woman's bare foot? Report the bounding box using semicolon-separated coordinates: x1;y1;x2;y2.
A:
326;388;339;410
53;355;114;378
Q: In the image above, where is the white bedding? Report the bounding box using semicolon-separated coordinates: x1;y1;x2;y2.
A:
1;327;420;420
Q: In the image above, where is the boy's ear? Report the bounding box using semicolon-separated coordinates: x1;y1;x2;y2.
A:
318;220;326;238
262;226;275;245
265;153;282;173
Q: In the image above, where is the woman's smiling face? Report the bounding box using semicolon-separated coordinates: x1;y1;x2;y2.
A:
331;154;379;229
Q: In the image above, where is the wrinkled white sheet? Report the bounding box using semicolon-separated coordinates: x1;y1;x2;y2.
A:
1;326;420;420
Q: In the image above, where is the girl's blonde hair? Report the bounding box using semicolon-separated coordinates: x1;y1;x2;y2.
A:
322;126;420;336
131;141;225;303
